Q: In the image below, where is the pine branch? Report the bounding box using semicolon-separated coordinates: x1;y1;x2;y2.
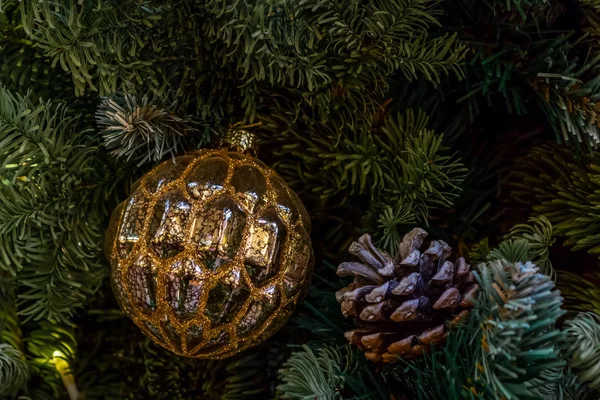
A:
579;0;600;40
446;0;565;121
503;216;555;278
14;0;467;122
0;87;119;323
511;143;600;258
376;202;416;255
565;312;600;390
0;1;79;101
277;345;347;400
0;343;29;397
487;238;530;264
0;297;29;399
468;216;555;278
96;94;210;165
265;108;466;225
559;368;599;400
387;309;485;400
558;271;600;315
277;344;388;400
530;47;600;152
23;320;76;399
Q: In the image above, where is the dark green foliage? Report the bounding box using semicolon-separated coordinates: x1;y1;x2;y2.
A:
388;309;485;400
277;345;389;400
503;216;555;277
376;202;416;255
0;289;29;398
277;345;347;400
469;216;554;276
264;108;467;234
96;94;212;165
558;271;600;315
0;343;29;397
558;368;599;400
0;88;121;323
565;312;600;390
1;0;599;397
531;36;600;153
16;0;467;129
0;1;79;102
445;0;600;151
512;143;600;258
487;238;531;265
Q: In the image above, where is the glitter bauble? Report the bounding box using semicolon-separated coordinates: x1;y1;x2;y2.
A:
105;149;314;358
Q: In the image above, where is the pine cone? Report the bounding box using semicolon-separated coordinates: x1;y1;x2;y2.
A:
336;228;478;363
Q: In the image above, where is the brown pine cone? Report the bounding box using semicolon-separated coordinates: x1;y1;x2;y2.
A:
336;228;478;363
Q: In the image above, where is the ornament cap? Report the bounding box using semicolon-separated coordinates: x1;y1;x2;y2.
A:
220;122;261;155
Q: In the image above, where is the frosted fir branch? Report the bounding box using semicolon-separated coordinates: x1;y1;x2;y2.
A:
474;259;567;399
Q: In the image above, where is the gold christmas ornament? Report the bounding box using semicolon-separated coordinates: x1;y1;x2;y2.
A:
105;149;314;358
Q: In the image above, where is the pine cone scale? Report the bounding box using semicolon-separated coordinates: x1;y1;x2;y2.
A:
337;229;479;363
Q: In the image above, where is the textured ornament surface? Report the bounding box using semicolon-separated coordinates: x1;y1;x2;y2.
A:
105;149;314;358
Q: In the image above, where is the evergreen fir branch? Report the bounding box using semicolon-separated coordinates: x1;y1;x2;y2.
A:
0;1;80;101
0;287;21;350
385;122;467;220
511;143;600;258
291;284;354;342
277;344;388;400
487;238;530;264
470;218;555;277
0;87;119;323
15;0;467;130
504;216;555;278
0;343;29;397
446;0;565;122
277;344;347;400
469;238;492;265
18;0;160;96
24;320;76;399
501;0;550;20
445;2;600;153
579;0;600;42
565;312;600;390
201;0;467;86
559;367;599;400
529;367;598;400
96;94;208;165
267;108;466;228
558;271;600;315
376;202;416;255
522;31;600;151
388;309;485;400
474;259;567;400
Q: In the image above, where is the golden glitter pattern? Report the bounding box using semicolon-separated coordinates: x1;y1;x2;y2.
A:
106;149;314;358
